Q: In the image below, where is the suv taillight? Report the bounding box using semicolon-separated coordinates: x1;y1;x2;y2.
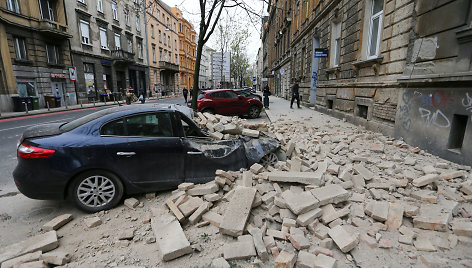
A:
18;143;55;159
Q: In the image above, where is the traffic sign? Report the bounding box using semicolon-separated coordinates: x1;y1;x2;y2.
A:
69;67;77;81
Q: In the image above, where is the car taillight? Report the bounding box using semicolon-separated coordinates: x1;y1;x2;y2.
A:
18;144;55;159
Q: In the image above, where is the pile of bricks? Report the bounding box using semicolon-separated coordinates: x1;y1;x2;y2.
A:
194;112;269;139
157;117;472;267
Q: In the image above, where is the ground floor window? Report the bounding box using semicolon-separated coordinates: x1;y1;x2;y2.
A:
16;80;37;97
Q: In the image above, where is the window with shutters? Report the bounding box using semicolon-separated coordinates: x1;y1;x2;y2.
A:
114;33;121;49
99;27;108;49
80;20;91;45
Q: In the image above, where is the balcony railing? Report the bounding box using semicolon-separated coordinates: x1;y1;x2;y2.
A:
38;20;71;38
111;49;135;64
159;61;179;72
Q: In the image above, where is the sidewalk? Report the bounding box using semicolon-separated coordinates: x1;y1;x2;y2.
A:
264;96;338;127
0;95;178;120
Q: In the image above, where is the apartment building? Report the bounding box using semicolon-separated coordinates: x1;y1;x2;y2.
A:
199;45;214;89
211;52;231;88
146;0;179;95
66;0;148;103
0;0;73;111
263;0;472;164
171;7;195;90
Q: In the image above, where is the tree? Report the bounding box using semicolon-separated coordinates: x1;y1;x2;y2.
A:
191;0;263;110
230;29;250;87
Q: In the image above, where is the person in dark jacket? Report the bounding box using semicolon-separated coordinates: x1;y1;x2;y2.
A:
290;80;300;109
183;88;188;103
263;84;271;109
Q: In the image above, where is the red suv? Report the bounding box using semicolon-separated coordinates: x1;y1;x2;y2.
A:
193;89;263;118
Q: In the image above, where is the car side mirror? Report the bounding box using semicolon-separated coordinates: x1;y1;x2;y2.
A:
238;95;244;100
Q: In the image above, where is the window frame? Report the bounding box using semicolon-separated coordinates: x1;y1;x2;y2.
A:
6;0;20;13
137;40;143;59
97;0;103;13
39;0;55;21
99;27;108;50
367;0;384;59
80;20;91;45
46;44;60;64
330;21;342;67
100;112;175;138
14;37;27;60
125;9;130;26
114;33;121;49
112;1;118;20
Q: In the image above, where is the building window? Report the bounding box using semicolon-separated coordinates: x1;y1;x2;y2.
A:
6;0;20;13
97;0;103;13
14;37;27;60
114;33;121;49
330;21;341;67
159;48;162;61
112;1;118;20
125;9;130;26
179;23;181;32
162;14;165;23
151;25;154;38
168;36;170;47
152;45;156;62
39;0;55;21
158;30;161;42
80;20;91;45
136;16;140;32
368;0;383;58
153;71;157;86
46;44;60;64
163;33;166;45
175;54;178;64
127;38;133;53
99;27;108;49
149;3;153;15
156;10;160;21
174;40;177;51
137;40;143;59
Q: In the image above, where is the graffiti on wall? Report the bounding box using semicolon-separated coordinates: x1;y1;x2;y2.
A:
399;89;472;132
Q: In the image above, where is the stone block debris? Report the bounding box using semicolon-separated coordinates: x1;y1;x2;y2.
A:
41;214;73;231
151;217;192;261
219;187;256;237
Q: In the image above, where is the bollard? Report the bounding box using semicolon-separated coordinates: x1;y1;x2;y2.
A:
25;103;28;114
47;102;50;111
93;100;95;107
80;100;83;108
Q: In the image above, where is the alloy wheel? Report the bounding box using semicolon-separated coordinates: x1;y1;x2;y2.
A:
76;175;116;208
259;152;279;167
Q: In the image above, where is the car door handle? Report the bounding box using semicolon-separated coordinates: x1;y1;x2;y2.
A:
117;152;136;156
187;151;203;155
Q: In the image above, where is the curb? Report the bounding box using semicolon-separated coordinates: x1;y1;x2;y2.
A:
0;95;180;120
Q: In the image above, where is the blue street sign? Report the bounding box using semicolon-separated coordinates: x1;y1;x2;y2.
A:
314;48;328;58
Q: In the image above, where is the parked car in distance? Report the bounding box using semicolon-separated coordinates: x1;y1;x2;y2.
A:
194;89;262;118
13;104;281;212
234;88;263;102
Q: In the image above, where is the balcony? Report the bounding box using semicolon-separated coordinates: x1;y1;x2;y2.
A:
159;61;179;73
112;49;135;64
38;20;72;38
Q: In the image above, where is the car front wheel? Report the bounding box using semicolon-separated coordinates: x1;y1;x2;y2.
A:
69;170;124;213
248;105;261;119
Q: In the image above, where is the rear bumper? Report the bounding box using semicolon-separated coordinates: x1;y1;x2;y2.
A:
13;164;67;200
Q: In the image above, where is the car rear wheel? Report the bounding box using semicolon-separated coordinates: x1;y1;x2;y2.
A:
201;108;215;114
248;105;261;119
69;170;124;213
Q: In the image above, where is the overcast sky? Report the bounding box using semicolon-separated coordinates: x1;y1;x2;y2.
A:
162;0;267;63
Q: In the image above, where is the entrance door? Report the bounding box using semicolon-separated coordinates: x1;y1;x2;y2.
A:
310;38;320;105
51;82;64;106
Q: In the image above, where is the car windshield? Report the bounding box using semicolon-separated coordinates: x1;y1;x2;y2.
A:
237;90;250;96
60;109;113;131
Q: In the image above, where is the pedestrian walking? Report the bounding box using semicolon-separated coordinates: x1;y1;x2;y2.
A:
138;88;145;104
125;88;132;105
290;80;301;109
183;87;188;103
263;84;271;109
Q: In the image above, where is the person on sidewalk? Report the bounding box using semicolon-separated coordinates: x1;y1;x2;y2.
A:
290;80;301;109
183;87;188;103
138;88;145;104
263;84;271;109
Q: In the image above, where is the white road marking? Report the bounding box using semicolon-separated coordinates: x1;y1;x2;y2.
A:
0;117;75;132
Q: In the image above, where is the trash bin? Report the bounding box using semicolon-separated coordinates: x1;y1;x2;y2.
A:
31;96;39;110
55;96;61;107
12;96;33;112
44;95;56;108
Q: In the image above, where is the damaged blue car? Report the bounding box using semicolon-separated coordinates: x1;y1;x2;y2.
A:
13;104;282;212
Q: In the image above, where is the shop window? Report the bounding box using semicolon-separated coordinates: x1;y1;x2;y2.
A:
448;114;468;151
